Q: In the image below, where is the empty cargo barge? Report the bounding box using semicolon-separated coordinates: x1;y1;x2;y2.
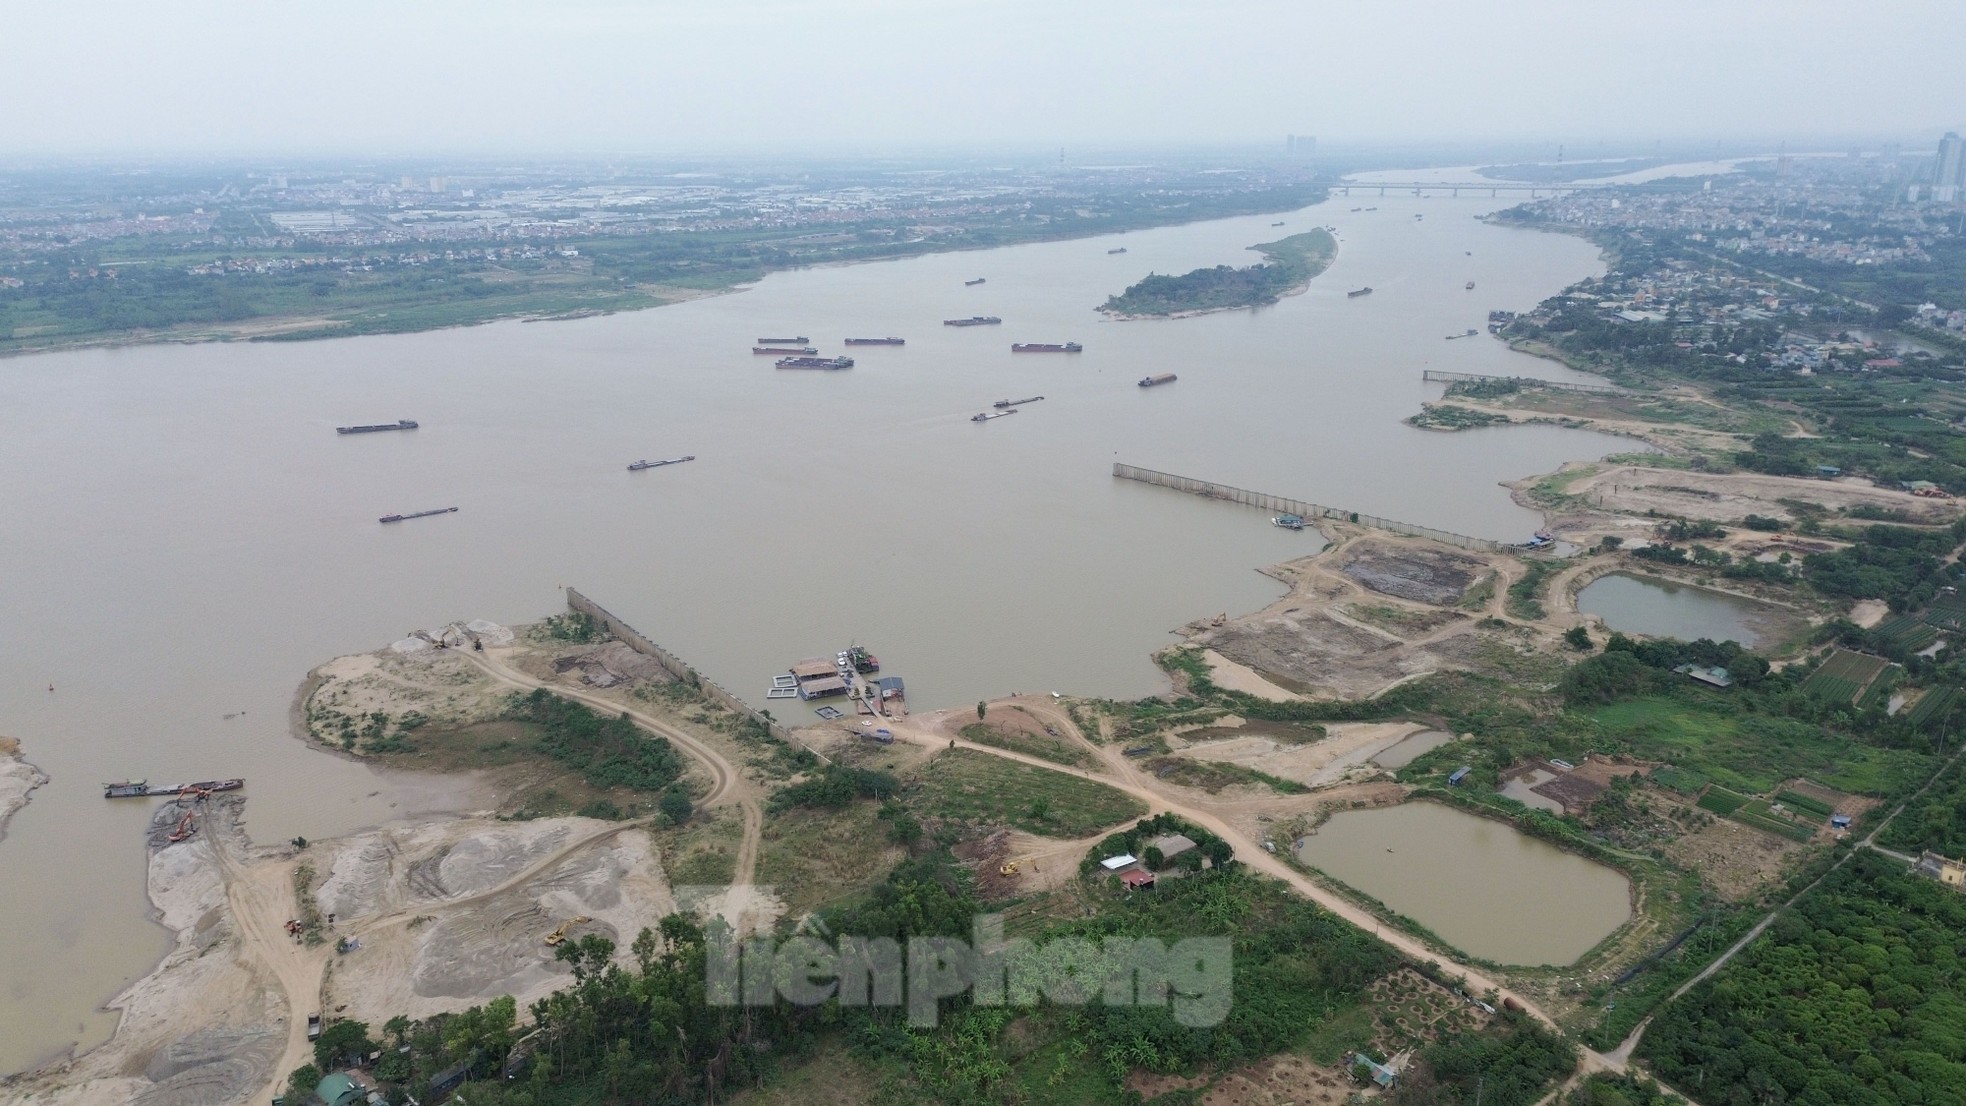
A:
379;507;459;523
336;419;419;435
944;316;1002;327
754;346;818;355
1138;373;1177;388
628;456;695;470
1011;342;1082;353
844;337;906;345
775;356;854;370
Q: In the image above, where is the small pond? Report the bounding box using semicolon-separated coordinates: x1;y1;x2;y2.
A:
1295;801;1631;965
1576;572;1787;647
1372;730;1454;769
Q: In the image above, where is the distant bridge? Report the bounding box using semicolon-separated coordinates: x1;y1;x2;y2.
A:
1331;179;1706;198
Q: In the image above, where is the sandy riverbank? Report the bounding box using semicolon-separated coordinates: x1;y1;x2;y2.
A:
0;737;49;847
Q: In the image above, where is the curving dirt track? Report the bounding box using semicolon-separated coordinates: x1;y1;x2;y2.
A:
242;645;764;1104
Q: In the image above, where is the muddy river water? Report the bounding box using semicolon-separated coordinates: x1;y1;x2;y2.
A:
0;170;1663;1070
1295;801;1632;965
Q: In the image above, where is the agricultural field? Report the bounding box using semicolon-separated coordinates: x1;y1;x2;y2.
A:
1904;685;1962;733
1695;786;1748;816
909;748;1146;837
1589;696;1926;795
1731;798;1817;842
1875;613;1941;653
1920;594;1966;633
1799;648;1893;705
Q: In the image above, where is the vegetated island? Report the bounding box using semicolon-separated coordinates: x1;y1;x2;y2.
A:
1098;228;1336;319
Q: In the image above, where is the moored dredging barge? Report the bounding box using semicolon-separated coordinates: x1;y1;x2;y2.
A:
379;506;459;523
336;419;418;435
775;356;854;370
1011;342;1082;353
104;778;244;799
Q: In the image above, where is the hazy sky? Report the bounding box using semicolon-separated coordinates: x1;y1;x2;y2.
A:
6;0;1964;155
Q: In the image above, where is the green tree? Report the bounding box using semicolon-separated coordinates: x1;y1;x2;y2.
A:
313;1019;376;1070
658;786;693;825
1563;625;1594;651
284;1064;320;1103
976;700;987;720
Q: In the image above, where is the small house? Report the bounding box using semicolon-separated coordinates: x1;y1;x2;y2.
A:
1145;834;1198;864
1099;854;1138;872
1673;663;1734;688
1119;868;1157;892
1448;766;1471;786
312;1074;366;1106
1829;814;1852;830
1918;851;1966;891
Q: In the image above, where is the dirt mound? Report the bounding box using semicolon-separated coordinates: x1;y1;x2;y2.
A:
1341;542;1484;606
132;1027;282;1106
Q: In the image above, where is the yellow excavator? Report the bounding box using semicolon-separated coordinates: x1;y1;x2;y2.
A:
543;916;592;946
998;856;1038;877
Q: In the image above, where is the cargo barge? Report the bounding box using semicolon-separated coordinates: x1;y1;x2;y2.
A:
1011;342;1082;353
1347;287;1373;298
754;346;818;355
1138;373;1177;388
965;278;986;286
758;336;809;344
972;409;1018;422
628;456;695;470
379;507;458;524
336;420;418;435
104;778;244;799
993;395;1043;408
1107;247;1128;254
944;316;1001;327
844;337;905;346
776;356;854;370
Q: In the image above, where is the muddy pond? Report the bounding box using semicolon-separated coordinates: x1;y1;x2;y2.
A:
1576;572;1791;648
1294;801;1631;965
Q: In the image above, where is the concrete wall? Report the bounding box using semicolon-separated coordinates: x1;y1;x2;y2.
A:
564;588;795;744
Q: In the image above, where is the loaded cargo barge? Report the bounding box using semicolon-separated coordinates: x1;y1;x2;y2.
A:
104;778;244;799
844;337;906;346
1138;373;1177;388
336;420;418;435
993;396;1043;408
379;507;458;524
965;278;986;286
944;316;1001;327
776;356;854;370
758;336;809;344
754;346;818;355
972;409;1018;422
1011;342;1082;353
629;456;695;470
1347;287;1373;298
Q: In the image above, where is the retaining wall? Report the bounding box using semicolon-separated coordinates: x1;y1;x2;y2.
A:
1113;463;1506;553
564;588;795;744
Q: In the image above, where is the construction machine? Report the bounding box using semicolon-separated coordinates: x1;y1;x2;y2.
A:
543;916;592;947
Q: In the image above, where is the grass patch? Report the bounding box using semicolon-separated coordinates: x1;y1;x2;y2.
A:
1506;558;1561;620
1300;1003;1379;1065
1144;755;1308;795
959;722;1087;767
909;748;1145;836
756;802;902;915
1588;695;1925;795
659;806;743;886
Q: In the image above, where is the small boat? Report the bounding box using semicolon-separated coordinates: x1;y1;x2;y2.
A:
1138;373;1177;388
628;456;695;470
379;507;458;524
965;278;986;286
754;346;817;355
1465;281;1475;290
972;409;1018;422
1347;287;1373;298
844;337;905;346
1010;342;1082;353
336;419;418;435
104;780;150;799
993;396;1044;409
1107;247;1128;255
758;336;809;344
1272;514;1305;531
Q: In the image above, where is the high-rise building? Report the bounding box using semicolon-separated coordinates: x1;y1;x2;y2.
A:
1935;132;1966;202
1286;134;1316;156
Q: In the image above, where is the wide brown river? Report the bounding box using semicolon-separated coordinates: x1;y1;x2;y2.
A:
0;181;1628;1070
